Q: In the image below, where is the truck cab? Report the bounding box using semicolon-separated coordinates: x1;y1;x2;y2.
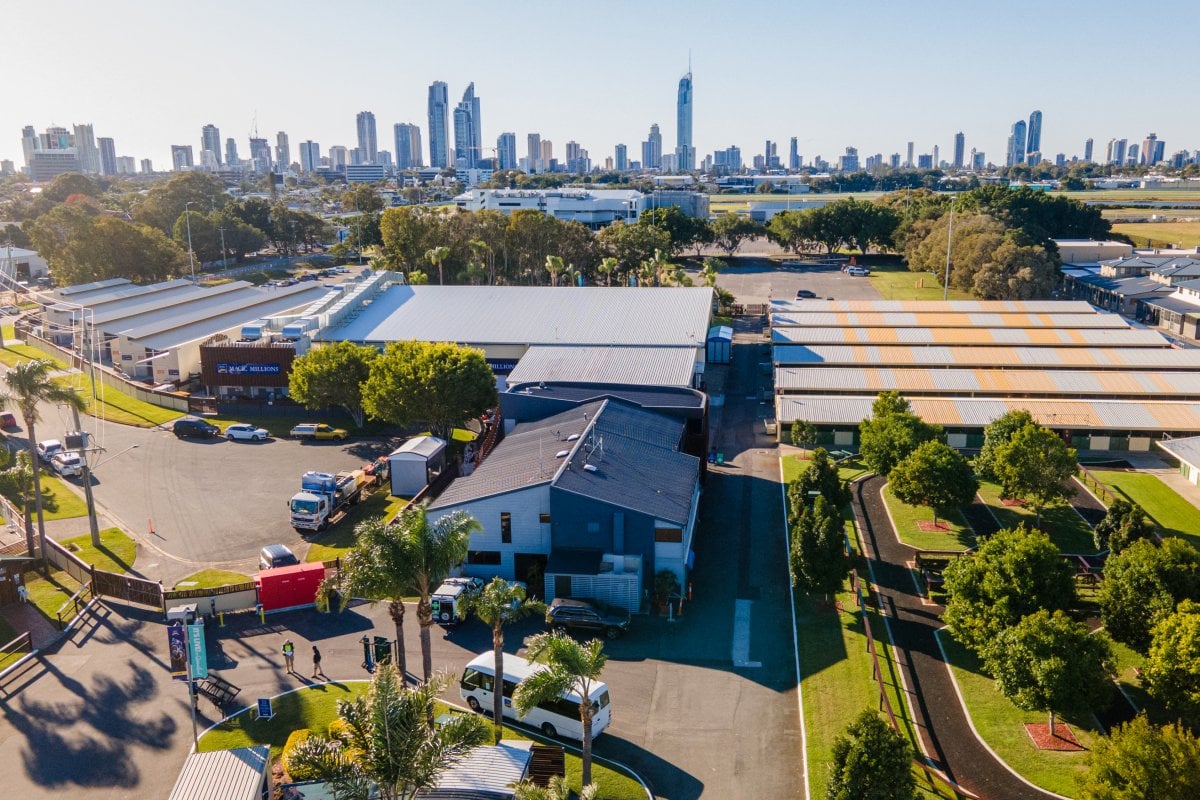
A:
289;470;367;531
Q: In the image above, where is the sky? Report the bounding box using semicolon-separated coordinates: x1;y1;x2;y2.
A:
3;0;1197;170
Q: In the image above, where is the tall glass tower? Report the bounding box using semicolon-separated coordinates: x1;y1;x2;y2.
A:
676;69;694;172
427;81;450;169
1008;119;1027;167
356;111;378;164
1025;110;1042;163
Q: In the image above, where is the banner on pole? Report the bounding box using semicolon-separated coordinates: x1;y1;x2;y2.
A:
167;624;188;679
187;622;208;679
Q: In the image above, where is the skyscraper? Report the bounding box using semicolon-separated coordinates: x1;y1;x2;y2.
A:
1142;133;1161;165
1026;110;1043;161
1084;138;1094;162
615;144;628;172
275;132;290;171
953;132;965;169
642;124;662;170
789;137;800;170
171;145;194;171
395;124;424;170
1008;119;1027;167
21;125;37;169
140;158;153;174
73;123;100;173
527;133;542;172
202;124;222;166
225;138;239;167
98;137;117;176
496;132;517;170
427;82;450;169
906;141;914;168
453;83;482;169
1106;138;1128;166
249;137;271;172
675;68;694;171
540;140;553;170
328;146;348;169
299;141;320;173
356;112;378;164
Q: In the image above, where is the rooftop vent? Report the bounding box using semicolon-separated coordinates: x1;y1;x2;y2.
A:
583;464;599;473
555;450;570;458
566;434;580;441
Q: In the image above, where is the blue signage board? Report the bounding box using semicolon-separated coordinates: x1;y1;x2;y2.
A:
216;362;282;375
187;622;208;679
486;359;518;374
257;698;274;720
167;624;188;678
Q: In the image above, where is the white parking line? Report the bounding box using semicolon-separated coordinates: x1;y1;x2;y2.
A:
732;599;762;668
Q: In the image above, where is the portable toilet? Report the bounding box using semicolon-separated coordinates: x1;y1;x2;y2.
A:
706;325;733;364
388;436;448;497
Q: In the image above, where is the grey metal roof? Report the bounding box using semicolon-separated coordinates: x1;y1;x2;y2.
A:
770;326;1168;347
1141;295;1200;316
167;746;269;800
1158;436;1200;468
133;286;332;351
98;285;262;335
54;279;197;309
506;345;698;388
772;310;1129;328
391;435;447;459
1070;273;1175;297
773;343;1200;370
503;383;706;410
421;741;532;798
89;282;250;325
777;367;1200;397
52;278;131;298
119;283;321;340
769;299;1099;314
321;285;713;347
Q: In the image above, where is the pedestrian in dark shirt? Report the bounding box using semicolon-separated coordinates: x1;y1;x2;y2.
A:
312;645;326;680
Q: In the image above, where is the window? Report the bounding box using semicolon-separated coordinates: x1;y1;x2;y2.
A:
501;512;512;544
467;550;501;565
655;528;683;543
539;513;551;524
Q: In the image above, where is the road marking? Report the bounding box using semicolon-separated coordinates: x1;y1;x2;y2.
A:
732;599;761;668
779;459;810;800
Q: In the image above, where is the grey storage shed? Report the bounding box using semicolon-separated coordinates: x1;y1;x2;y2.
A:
167;745;270;800
706;325;732;364
389;435;448;497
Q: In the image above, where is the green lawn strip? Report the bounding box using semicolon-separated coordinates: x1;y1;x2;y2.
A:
62;527;135;573
0;342;65;368
880;485;973;552
864;265;973;302
172;569;252;590
0;614;22;671
53;372;184;428
939;630;1098;797
37;473;89;520
781;452;869;486
305;491;410;562
1089;469;1200;549
975;480;1095;553
23;568;83;624
199;684;645;799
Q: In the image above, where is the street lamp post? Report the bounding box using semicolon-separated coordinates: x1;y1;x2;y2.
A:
184;202;197;283
943;194;956;301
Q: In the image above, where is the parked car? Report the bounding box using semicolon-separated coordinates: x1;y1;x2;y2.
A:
289;423;348;441
0;412;17;429
36;439;63;463
795;289;817;299
0;305;19;316
546;597;631;639
847;266;871;277
259;543;299;570
51;452;83;478
225;423;270;442
431;577;484;624
172;417;221;439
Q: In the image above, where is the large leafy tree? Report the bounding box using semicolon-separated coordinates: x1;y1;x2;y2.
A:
289;342;379;427
889;441;979;525
1079;715;1200;800
790;495;847;598
858;392;941;477
171;209;266;265
826;709;916;800
459;578;545;743
787;447;849;518
1094;498;1156;554
380;206;442;269
991;423;1077;526
361;341;497;439
638;206;710;256
1099;538;1200;654
987;610;1114;738
287;666;489;800
974;409;1035;482
514;632;608;786
943;526;1076;654
596;219;671;278
709;212;763;256
1144;600;1200;727
28;205;185;285
132;171;228;234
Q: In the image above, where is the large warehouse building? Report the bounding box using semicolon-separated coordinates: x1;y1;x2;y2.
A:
773;299;1200;452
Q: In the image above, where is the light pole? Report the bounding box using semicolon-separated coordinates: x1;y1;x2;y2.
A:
210;199;228;271
943;194;956;301
184;201;197;283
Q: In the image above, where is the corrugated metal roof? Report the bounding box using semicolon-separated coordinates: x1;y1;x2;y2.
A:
49;279;195;309
133;287;331;350
167;746;269;800
425;741;533;796
53;278;131;298
773;344;1200;369
777;367;1200;396
506;345;697;388
1157;436;1200;468
772;311;1129;328
322;285;714;347
120;283;322;340
91;282;252;326
771;326;1167;347
770;299;1099;314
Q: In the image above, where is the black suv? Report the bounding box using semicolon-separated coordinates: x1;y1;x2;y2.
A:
172;417;220;439
546;597;631;639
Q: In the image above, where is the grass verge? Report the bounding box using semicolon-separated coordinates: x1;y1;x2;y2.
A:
864;264;973;302
305;491;410;562
199;684;646;800
23;568;83;623
938;630;1098;797
975;480;1095;553
54;371;184;428
781;451;870;485
1110;221;1200;249
172;569;253;590
1089;469;1200;549
62;527;136;574
37;474;89;520
880;485;974;551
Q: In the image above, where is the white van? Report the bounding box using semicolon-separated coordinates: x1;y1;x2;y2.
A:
459;651;612;740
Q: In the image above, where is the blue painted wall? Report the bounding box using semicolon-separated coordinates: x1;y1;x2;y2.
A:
548;488;656;591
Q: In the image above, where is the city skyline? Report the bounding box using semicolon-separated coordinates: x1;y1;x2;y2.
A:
3;0;1198;171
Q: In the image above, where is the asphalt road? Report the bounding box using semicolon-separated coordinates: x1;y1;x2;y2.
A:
709;258;881;305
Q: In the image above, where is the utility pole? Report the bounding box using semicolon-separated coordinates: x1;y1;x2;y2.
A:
184;201;197;283
68;396;102;548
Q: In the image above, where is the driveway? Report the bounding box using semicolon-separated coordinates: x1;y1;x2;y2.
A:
707;257;881;305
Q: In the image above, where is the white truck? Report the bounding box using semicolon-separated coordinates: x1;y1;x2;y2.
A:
289;469;367;532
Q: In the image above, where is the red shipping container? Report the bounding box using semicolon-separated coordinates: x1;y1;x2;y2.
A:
256;562;326;612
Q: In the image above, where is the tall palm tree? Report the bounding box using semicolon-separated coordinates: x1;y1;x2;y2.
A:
5;360;85;563
514;632;609;786
320;516;417;678
459;578;545;743
424;245;451;285
597;256;619;287
511;776;597;800
288;665;489;800
398;506;479;682
544;255;564;287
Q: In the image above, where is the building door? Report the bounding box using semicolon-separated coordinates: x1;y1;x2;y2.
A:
554;575;572;600
514;554;548;598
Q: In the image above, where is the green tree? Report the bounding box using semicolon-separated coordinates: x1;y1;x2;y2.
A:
5;361;87;556
289;341;379;427
459;578;545;743
596;219;671;277
379;206;442;269
1144;600;1200;726
1099;538;1200;654
788;447;850;516
511;777;597;800
361;341;497;439
987;610;1114;738
1079;715;1200;800
790;495;848;598
975;409;1035;482
790;419;817;449
943;526;1076;654
596;256;619;287
39;172;101;205
991;423;1077;526
342;184;385;214
544;254;565;287
638;206;709;256
424;245;451;285
858;393;941;477
1094;498;1156;553
29;206;185;284
709;212;763;256
826;709;917;800
286;665;490;800
514;632;608;787
0;449;36;557
889;441;979;525
132;171;228;234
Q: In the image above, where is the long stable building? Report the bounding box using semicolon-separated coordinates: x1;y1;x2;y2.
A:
773;299;1200;452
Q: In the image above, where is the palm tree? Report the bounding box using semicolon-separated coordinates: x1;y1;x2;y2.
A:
320;516;416;678
397;506;479;682
5;360;85;561
544;255;564;287
424;245;451;285
511;776;597;800
514;632;608;786
459;578;545;744
597;256;619;287
288;665;489;800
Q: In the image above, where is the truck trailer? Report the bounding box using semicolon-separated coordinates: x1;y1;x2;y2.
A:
289;469;367;531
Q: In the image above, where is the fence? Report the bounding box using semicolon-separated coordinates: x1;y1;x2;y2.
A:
1076;464;1115;506
0;632;33;668
41;532;165;611
55;583;94;629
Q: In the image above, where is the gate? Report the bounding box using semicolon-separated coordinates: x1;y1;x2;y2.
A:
92;570;164;610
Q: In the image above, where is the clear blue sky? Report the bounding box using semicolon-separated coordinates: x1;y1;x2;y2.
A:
4;0;1196;170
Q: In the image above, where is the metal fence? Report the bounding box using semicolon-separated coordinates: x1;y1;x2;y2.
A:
0;631;32;667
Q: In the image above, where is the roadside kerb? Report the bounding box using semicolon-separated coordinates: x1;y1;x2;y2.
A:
777;457;811;800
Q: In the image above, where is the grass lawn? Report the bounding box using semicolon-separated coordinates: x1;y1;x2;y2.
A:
62;527;136;574
881;485;974;552
0;340;71;369
938;630;1099;797
199;683;646;799
1111;221;1200;249
864;264;973;302
781;451;870;485
0;614;21;670
975;480;1095;553
1089;469;1200;549
305;490;410;562
53;372;184;428
37;473;90;520
172;569;252;590
23;568;83;625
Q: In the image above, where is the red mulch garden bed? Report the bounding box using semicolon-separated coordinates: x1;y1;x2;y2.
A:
1001;498;1027;507
917;520;953;531
1024;723;1084;751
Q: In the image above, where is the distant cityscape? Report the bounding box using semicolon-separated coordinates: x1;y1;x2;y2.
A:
7;69;1199;184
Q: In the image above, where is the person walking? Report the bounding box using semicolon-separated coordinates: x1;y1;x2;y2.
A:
312;645;326;680
282;639;295;673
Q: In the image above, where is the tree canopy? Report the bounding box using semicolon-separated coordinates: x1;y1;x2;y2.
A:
1094;498;1156;554
826;710;917;800
1099;538;1200;654
975;409;1035;482
27;204;185;285
1144;599;1200;727
889;440;978;524
1079;715;1200;800
790;495;848;598
787;447;850;516
991;423;1077;524
858;392;941;477
289;341;379;427
361;341;497;438
709;212;763;256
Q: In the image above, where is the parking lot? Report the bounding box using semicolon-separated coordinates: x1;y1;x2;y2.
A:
704;257;882;305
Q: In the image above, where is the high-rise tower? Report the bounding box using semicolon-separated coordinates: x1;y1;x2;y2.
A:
202;124;222;166
427;82;450;169
1026;110;1042;163
453;82;482;168
1008;119;1028;167
675;67;694;172
953;132;965;169
356;111;378;164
